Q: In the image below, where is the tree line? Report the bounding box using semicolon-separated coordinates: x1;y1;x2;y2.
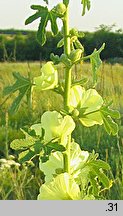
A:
0;25;123;64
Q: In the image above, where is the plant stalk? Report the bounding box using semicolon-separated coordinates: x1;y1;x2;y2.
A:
63;3;71;174
63;6;71;110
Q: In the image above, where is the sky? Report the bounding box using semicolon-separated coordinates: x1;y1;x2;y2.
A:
0;0;123;32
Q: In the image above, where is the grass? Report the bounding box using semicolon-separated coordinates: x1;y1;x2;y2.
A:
0;61;123;200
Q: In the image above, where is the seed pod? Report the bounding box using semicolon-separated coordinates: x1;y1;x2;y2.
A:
53;3;66;17
69;49;82;63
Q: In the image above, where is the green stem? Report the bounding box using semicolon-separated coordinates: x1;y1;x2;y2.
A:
63;5;71;110
63;3;71;174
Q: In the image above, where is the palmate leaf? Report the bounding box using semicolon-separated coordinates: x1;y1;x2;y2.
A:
37;12;49;45
49;11;59;35
90;43;105;86
3;72;32;114
25;5;59;46
79;156;112;197
38;173;81;200
11;138;43;163
81;0;91;16
101;106;120;136
3;72;30;95
18;141;43;163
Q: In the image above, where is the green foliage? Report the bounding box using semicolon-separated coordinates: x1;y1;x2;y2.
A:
1;29;123;62
3;72;32;114
81;0;91;16
101;106;120;136
3;0;121;200
90;43;105;86
38;142;112;199
25;4;59;45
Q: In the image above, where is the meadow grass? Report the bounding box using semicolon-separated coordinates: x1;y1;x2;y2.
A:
0;61;123;199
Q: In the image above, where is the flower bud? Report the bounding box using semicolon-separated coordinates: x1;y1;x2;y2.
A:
53;3;66;17
69;49;82;63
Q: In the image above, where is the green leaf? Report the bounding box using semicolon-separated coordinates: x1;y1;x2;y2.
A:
37;13;49;46
101;106;120;119
19;149;35;163
90;43;105;86
49;11;59;36
101;106;120;136
90;160;110;171
33;62;58;91
47;142;66;152
57;38;64;48
38;173;81;200
101;114;118;136
31;5;46;10
3;72;30;96
9;87;29;114
92;167;111;189
79;154;112;195
25;12;41;25
81;0;91;16
25;5;59;46
3;72;32;114
10;138;35;151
